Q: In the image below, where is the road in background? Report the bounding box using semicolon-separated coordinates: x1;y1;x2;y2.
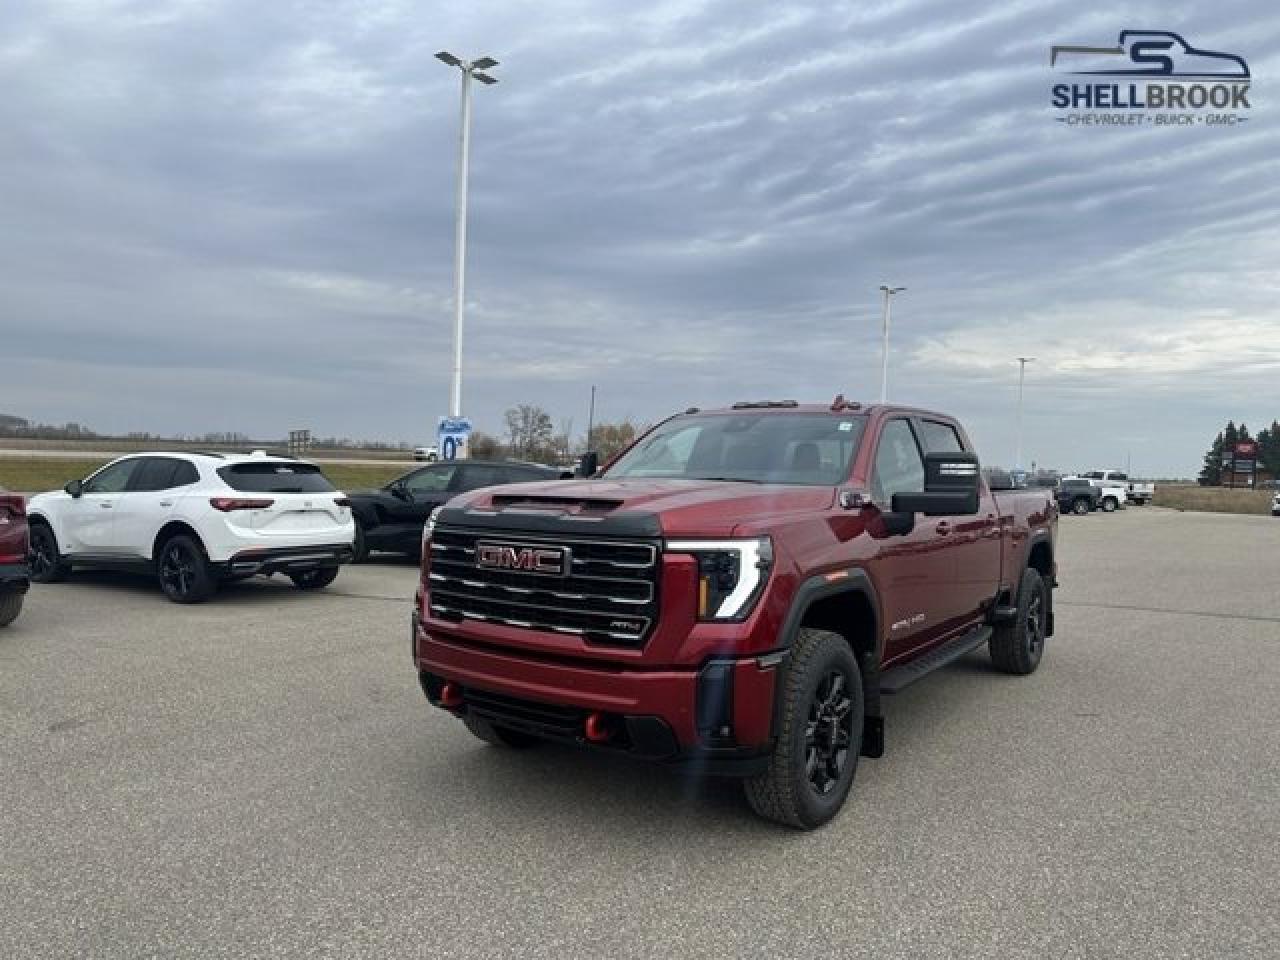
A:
2;510;1278;958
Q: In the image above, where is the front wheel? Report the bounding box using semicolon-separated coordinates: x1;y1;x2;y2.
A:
1101;496;1118;512
28;523;68;583
744;628;863;829
156;535;218;604
0;593;22;628
990;567;1048;675
1072;497;1091;515
350;523;370;564
290;567;339;590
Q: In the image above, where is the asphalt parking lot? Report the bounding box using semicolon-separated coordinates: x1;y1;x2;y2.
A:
2;508;1278;959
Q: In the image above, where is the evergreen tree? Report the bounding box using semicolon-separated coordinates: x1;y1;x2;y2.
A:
1199;429;1225;486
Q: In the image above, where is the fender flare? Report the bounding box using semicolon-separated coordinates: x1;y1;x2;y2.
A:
770;568;886;757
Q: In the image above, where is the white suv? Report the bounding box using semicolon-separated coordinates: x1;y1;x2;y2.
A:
26;451;355;603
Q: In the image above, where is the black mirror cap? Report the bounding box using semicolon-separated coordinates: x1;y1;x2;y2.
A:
64;479;83;498
576;451;600;478
923;451;981;495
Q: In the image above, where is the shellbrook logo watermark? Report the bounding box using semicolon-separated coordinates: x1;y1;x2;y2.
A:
1050;30;1251;127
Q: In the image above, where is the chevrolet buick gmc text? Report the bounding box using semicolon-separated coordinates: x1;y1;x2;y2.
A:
412;400;1058;828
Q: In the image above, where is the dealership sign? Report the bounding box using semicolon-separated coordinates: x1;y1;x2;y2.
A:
437;416;472;461
1050;31;1251;127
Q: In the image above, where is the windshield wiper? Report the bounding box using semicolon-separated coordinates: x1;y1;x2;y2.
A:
689;476;765;484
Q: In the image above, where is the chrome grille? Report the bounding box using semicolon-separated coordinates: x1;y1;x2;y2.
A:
427;528;660;646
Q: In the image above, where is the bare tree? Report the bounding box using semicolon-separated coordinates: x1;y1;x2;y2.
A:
504;405;555;461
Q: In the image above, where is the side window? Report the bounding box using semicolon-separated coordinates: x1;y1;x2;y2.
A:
403;466;454;495
83;459;141;494
130;458;178;492
871;420;925;503
1111;472;1127;481
457;465;506;491
172;461;200;487
919;420;964;454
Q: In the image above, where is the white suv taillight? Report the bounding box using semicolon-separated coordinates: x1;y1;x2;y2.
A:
209;497;274;512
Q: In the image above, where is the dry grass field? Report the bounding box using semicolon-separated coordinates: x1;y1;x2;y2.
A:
1154;483;1273;515
0;457;406;494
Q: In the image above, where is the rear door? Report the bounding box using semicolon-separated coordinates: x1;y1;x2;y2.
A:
115;457;197;558
867;419;959;662
216;461;349;543
916;418;1001;626
63;458;141;554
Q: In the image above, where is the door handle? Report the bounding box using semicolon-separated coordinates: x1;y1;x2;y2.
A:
159;500;174;507
935;521;952;535
99;502;114;509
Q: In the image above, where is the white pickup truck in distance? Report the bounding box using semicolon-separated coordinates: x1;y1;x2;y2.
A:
1080;471;1154;506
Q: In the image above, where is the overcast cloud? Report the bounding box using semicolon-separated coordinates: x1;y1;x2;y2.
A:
2;0;1278;475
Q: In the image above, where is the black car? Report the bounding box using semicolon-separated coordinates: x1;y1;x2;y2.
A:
347;459;565;561
1055;478;1101;515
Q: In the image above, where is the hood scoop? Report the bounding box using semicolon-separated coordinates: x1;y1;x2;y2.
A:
489;494;624;517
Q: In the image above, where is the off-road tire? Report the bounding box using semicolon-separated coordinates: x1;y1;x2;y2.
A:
28;522;68;583
743;628;863;829
1072;497;1090;515
1101;496;1118;512
350;523;370;564
156;535;218;604
462;713;541;748
990;567;1047;675
291;567;340;590
0;593;22;628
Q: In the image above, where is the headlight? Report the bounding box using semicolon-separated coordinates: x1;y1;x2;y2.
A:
667;537;773;621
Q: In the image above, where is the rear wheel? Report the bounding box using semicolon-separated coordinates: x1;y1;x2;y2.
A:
28;522;68;583
290;567;339;590
990;567;1047;675
744;628;863;829
0;593;22;628
1101;496;1118;512
462;713;541;748
156;535;218;604
1072;497;1090;515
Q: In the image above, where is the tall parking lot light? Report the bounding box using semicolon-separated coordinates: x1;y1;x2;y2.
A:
878;285;906;403
1015;356;1035;470
436;52;499;419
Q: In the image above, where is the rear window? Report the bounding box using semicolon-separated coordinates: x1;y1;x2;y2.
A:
217;462;335;493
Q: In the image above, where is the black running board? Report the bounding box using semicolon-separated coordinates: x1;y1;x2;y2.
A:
880;626;993;694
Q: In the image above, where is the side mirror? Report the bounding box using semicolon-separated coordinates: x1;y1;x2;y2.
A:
891;452;981;517
64;479;84;498
576;451;600;478
389;481;411;501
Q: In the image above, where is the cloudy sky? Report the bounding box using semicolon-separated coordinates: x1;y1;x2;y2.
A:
2;0;1277;475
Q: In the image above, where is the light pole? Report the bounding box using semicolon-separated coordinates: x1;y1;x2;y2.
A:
435;51;499;419
1015;356;1034;471
878;285;905;403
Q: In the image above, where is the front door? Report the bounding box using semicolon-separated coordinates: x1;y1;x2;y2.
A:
868;419;965;663
64;458;141;554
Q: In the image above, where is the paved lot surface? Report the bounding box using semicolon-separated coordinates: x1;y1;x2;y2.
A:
3;509;1278;959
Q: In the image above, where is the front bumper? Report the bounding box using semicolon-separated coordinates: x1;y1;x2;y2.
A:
221;543;353;577
0;562;30;595
413;613;782;776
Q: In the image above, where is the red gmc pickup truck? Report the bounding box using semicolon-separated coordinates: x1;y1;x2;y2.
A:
412;400;1058;828
0;489;30;628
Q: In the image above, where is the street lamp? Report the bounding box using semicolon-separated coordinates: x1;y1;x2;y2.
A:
877;285;906;403
1015;356;1035;471
435;51;500;419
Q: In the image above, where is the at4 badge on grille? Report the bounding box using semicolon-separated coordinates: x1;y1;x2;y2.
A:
475;541;571;576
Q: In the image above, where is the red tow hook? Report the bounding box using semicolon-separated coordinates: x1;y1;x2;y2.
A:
439;682;464;709
584;711;612;743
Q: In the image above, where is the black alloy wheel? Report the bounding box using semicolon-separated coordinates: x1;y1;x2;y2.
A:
805;669;856;796
28;524;66;583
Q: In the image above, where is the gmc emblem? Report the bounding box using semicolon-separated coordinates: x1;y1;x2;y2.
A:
475;541;570;576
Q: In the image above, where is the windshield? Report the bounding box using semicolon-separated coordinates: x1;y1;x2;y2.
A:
603;413;866;485
217;462;336;493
